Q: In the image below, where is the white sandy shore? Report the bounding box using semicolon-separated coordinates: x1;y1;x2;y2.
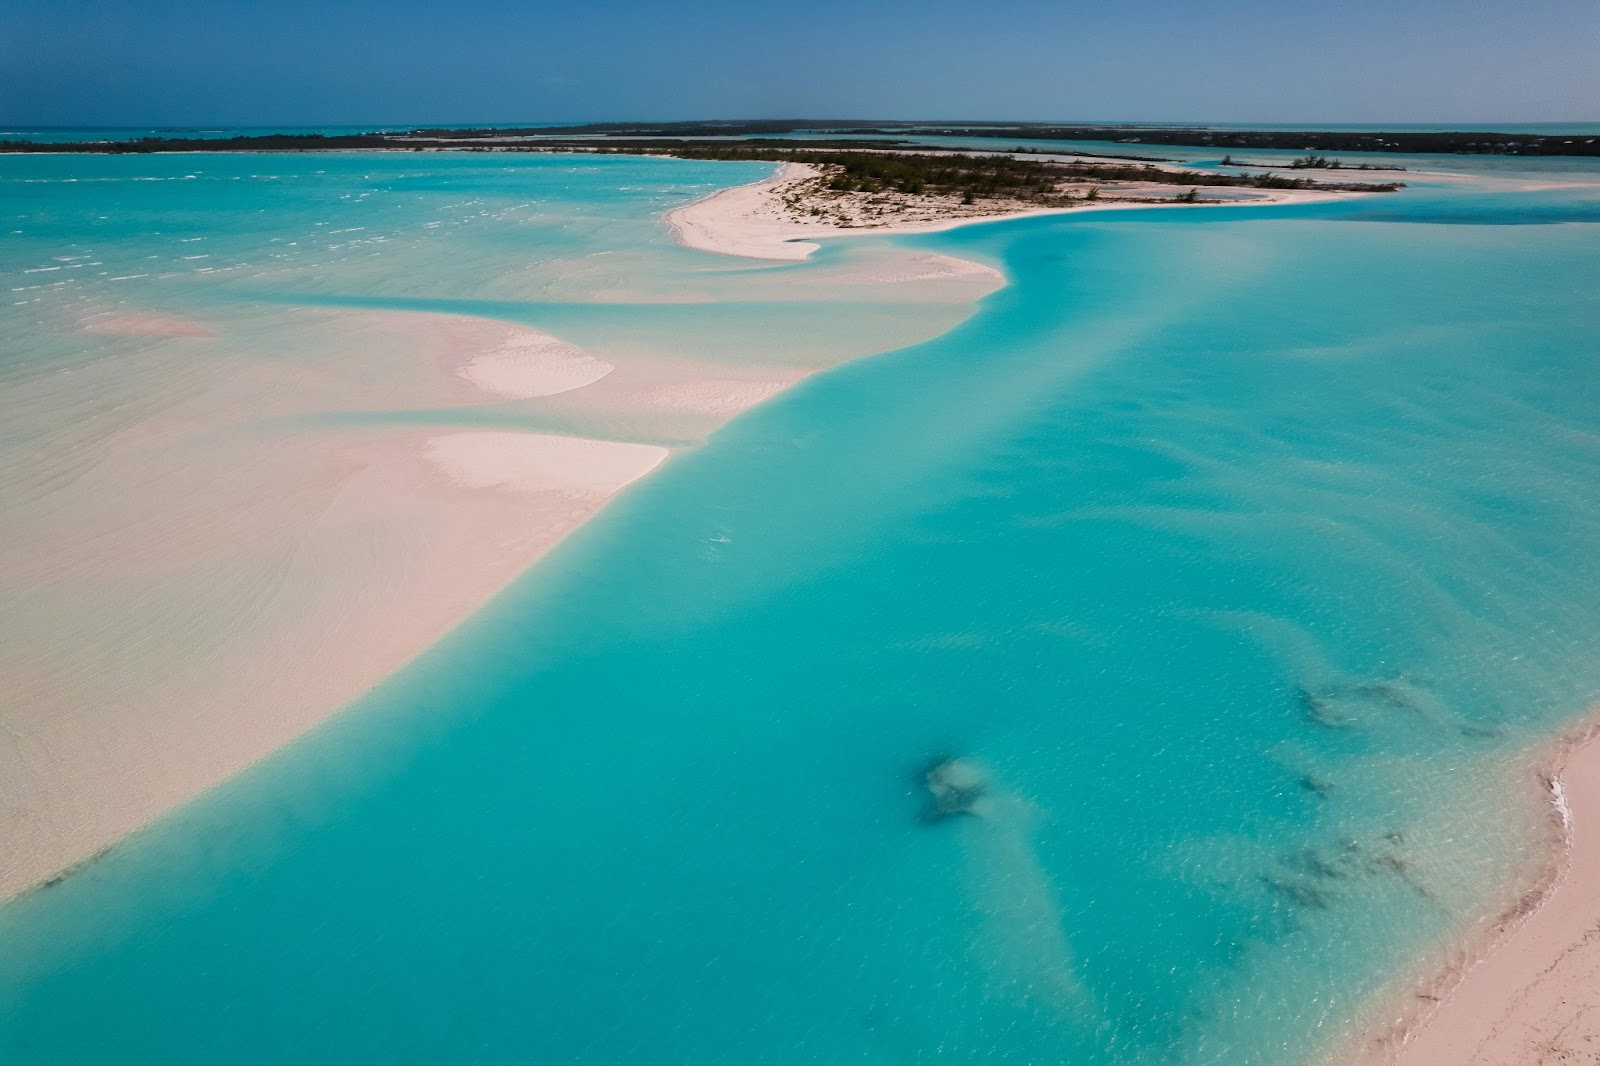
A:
664;161;1363;261
665;163;1069;261
1343;722;1600;1065
0;417;672;900
424;432;666;495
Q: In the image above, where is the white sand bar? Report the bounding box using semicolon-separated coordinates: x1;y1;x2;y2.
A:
424;432;667;495
456;327;614;399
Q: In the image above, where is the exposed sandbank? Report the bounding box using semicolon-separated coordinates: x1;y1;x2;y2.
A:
455;327;614;399
664;163;1064;261
424;431;666;495
1344;722;1600;1065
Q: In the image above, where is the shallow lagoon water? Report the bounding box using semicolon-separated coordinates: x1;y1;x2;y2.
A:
3;154;1600;1063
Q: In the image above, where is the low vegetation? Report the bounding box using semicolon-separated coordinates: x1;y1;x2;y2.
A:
0;135;1404;212
653;148;1403;201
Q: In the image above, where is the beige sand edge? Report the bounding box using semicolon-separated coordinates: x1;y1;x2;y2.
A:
1341;721;1600;1065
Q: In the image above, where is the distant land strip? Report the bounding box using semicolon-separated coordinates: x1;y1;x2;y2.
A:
0;136;1407;215
2;121;1597;157
425;121;1600;157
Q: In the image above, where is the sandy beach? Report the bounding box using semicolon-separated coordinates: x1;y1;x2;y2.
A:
663;163;1073;260
1344;723;1600;1065
665;160;1366;261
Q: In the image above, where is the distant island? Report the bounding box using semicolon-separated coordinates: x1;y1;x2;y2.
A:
0;129;1407;228
406;120;1595;156
6;120;1595;158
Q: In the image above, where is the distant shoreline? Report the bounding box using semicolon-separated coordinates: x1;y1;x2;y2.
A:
0;137;1404;233
5;120;1593;157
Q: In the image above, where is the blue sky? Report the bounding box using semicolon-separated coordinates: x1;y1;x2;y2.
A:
3;0;1597;126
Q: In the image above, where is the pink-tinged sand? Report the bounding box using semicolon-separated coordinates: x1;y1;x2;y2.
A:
4;204;1007;899
0;306;774;899
1343;723;1600;1065
0;417;668;900
425;431;666;494
455;328;614;399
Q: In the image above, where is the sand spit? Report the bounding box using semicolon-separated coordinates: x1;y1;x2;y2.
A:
819;251;1005;287
1345;723;1600;1065
665;162;1363;262
664;163;1070;261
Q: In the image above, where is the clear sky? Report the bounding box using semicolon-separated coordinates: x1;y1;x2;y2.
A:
3;0;1597;127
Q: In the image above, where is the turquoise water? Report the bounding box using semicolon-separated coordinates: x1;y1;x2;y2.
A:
4;152;1600;1063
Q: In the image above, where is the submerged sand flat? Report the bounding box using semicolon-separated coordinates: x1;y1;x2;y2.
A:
666;159;1600;1066
0;315;669;898
0;175;1006;899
